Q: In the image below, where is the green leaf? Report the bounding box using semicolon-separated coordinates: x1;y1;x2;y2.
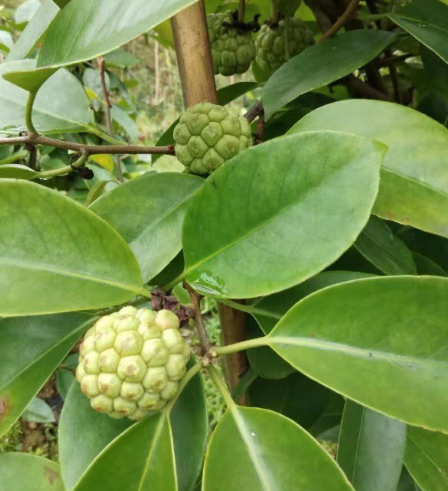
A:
7;0;59;62
0;453;65;491
15;0;41;24
0;180;144;316
22;398;56;423
268;276;448;432
183;131;383;299
53;0;72;7
289;100;448;238
389;0;448;64
104;49;140;69
203;406;354;491
0;60;93;135
338;401;406;491
263;31;396;119
90;173;203;284
247;372;341;431
0;164;38;179
355;217;417;275
41;0;198;69
248;271;371;379
71;367;206;491
56;368;75;400
0;312;91;438
59;383;132;490
405;426;448;491
252;271;373;334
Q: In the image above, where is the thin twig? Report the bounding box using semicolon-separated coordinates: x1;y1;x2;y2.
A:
98;56;124;183
318;0;361;43
244;101;263;123
26;144;38;170
0;134;175;155
184;282;213;356
343;75;392;101
238;0;246;22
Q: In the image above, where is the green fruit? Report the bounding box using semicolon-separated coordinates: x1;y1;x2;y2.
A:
208;11;256;76
255;18;315;75
76;306;190;421
173;102;252;175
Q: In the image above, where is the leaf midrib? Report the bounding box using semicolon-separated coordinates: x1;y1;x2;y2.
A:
0;257;141;295
269;336;448;370
185;154;372;279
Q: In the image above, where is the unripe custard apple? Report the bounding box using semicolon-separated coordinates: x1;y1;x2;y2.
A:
255;18;315;75
76;306;191;421
173;102;252;175
208;11;256;76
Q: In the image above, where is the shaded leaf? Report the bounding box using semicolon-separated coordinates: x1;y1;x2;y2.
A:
338;401;406;491
0;312;91;437
0;60;93;135
405;426;448;491
22;398;56;423
390;0;448;64
355;216;417;275
263;30;396;119
56;368;75;400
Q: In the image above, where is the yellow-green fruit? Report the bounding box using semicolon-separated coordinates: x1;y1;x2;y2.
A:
76;307;191;421
208;11;256;76
173;102;252;175
255;18;315;75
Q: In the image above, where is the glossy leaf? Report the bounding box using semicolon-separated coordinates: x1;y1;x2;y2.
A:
290;100;448;238
252;271;373;334
0;180;144;316
56;368;75;400
355;217;417;275
338;401;406;491
268;276;448;432
263;30;396;119
22;398;56;423
0;312;91;438
390;0;448;64
0;164;38;179
183;131;383;299
0;453;65;491
59;383;132;490
90;172;203;283
72;367;207;491
0;60;93;135
40;0;198;69
203;406;354;491
7;0;59;62
247;372;340;431
405;426;448;491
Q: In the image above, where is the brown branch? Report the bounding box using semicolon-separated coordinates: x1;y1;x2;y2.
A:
0;134;175;155
98;56;124;183
184;283;213;357
343;74;392;101
244;101;263;123
317;0;362;43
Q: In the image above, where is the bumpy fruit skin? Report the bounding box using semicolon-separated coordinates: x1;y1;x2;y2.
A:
173;102;252;175
255;18;314;75
76;307;190;421
208;12;255;76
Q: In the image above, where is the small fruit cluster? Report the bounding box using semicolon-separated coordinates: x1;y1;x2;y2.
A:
76;306;190;420
208;11;314;77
